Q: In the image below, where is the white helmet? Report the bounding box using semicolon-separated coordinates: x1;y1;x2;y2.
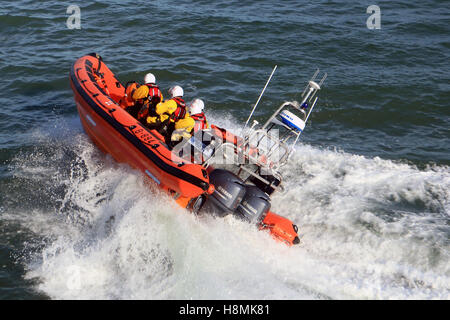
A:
189;98;205;115
169;85;183;98
144;73;156;84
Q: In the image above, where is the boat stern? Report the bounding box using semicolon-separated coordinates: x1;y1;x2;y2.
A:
260;211;300;246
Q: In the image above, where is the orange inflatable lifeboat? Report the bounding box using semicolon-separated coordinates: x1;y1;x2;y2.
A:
70;53;301;246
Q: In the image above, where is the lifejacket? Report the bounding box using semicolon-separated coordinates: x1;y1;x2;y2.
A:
170;97;187;122
138;83;163;121
136;101;150;122
119;82;139;109
145;83;162;105
191;112;208;132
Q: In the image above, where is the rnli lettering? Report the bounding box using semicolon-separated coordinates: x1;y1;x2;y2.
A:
133;128;154;143
140;133;152;143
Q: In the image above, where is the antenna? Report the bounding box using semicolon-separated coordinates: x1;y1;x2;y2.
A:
301;69;319;97
243;65;277;133
299;71;327;108
319;72;327;87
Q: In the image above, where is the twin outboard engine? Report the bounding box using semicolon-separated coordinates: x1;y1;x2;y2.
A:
236;185;271;224
201;169;246;217
201;169;271;225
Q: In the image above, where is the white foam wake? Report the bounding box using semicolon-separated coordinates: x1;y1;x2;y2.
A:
9;115;449;299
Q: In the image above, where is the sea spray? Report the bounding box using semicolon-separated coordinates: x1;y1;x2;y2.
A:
3;113;449;299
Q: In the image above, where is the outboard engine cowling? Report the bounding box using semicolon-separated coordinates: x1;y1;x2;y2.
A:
201;169;246;217
235;185;271;224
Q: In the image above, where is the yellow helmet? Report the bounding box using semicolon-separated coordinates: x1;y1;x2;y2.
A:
132;85;149;100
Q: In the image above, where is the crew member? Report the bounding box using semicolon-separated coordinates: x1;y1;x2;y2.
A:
188;98;209;133
119;83;149;118
170;117;195;148
137;73;163;123
146;85;194;146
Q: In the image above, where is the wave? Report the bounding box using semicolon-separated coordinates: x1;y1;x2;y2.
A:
2;113;448;299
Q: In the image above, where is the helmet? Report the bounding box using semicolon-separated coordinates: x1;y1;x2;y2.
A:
132;85;149;100
188;98;205;115
168;85;183;98
144;73;156;84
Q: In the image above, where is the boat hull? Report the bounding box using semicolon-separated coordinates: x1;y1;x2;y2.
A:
70;54;211;207
70;53;299;245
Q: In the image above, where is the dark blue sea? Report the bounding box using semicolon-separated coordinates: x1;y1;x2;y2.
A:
0;0;448;299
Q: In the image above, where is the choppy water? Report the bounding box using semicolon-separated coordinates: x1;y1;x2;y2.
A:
0;0;449;299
